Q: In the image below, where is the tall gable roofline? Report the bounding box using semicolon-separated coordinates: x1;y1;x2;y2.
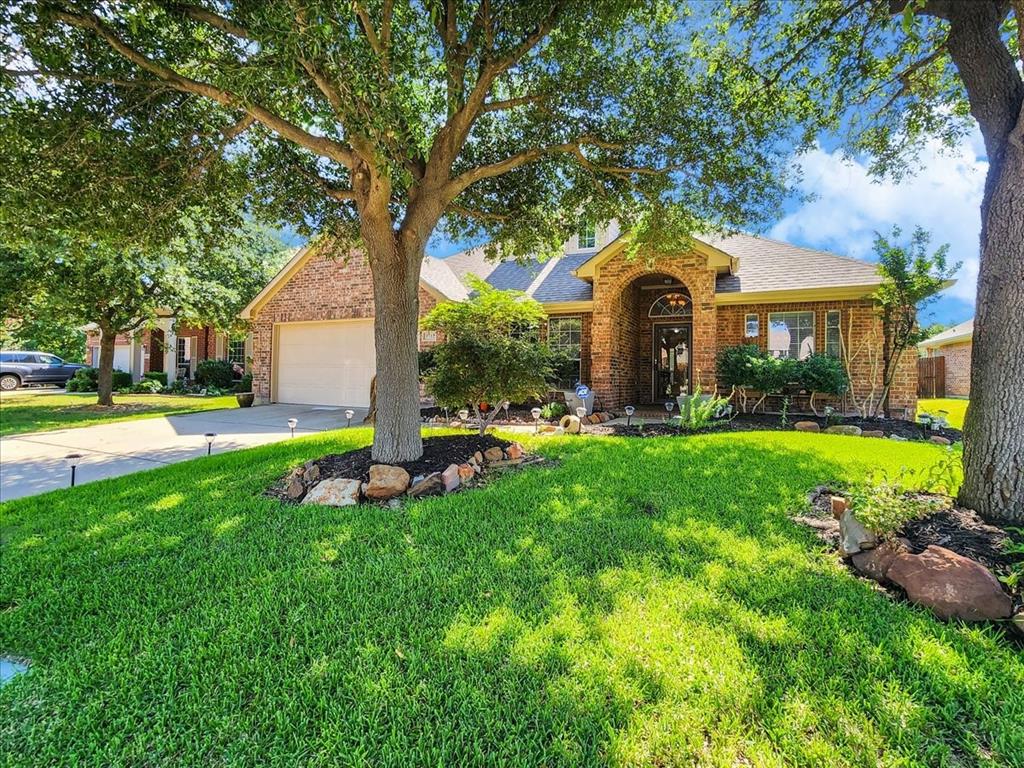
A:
572;234;736;280
240;241;466;320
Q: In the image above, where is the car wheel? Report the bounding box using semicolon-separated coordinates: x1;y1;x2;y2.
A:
0;374;20;391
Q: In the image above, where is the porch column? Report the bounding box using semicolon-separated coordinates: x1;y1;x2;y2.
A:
163;321;177;384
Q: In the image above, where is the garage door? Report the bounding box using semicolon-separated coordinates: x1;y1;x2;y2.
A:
274;320;376;407
113;345;131;372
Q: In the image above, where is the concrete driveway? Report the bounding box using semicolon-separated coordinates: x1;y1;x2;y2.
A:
0;404;366;502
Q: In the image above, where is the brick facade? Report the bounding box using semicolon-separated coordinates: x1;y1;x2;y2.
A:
591;251;718;408
85;325;219;376
250;243;917;417
249;247;438;403
928;341;971;398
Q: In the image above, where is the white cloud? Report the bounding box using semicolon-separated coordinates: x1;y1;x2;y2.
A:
770;133;987;306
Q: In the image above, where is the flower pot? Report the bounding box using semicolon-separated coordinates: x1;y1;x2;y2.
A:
236;392;255;408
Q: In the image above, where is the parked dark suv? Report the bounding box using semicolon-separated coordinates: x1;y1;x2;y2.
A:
0;351;84;391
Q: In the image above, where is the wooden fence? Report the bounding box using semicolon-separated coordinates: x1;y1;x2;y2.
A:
918;356;946;399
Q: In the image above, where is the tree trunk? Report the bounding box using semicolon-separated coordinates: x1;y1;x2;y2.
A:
958;124;1024;523
364;230;424;463
96;327;116;407
943;3;1024;523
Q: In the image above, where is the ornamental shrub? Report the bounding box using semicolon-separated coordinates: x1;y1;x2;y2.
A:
143;371;168;386
195;359;234;389
66;367;98;392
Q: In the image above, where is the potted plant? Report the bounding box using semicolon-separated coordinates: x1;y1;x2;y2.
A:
234;373;254;408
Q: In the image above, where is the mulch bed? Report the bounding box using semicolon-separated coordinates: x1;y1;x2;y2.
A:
799;486;1022;613
585;412;961;442
314;434;511;484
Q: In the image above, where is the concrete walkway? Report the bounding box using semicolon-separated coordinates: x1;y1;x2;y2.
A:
0;404;366;502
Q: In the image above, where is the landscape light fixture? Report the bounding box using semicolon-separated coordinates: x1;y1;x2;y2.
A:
458;408;469;424
531;407;542;433
625;405;635;426
344;409;355;428
204;433;216;456
64;453;83;488
575;406;586;421
287;418;298;438
664;400;674;422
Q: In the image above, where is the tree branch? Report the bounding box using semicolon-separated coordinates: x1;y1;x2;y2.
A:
481;94;544;112
164;2;255;40
446;203;510;223
53;9;355;168
292;163;357;202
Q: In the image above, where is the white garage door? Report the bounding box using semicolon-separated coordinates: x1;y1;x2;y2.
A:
113;345;131;372
275;320;376;407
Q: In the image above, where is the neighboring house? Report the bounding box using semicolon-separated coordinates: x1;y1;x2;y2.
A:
242;224;924;417
84;313;252;384
918;319;973;398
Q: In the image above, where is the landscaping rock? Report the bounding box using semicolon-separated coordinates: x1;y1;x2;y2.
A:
1012;612;1024;639
408;472;443;497
928;435;952;446
851;538;908;582
483;446;504;463
839;509;877;555
861;430;885;439
825;425;863;436
887;545;1013;621
794;420;821;433
473;451;484;465
560;415;581;434
364;465;411;500
889;434;908;442
304;464;321;484
457;463;475;481
286;478;307;500
506;442;524;460
441;463;461;492
302;478;362;507
830;496;848;519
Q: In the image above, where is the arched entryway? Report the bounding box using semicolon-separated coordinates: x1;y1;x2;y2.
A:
590;260;718;409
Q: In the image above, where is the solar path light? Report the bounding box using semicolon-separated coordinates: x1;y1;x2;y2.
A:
287;418;298;438
204;433;216;456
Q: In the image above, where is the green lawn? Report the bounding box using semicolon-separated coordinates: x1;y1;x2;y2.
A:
0;391;237;436
918;398;969;429
1;429;1021;766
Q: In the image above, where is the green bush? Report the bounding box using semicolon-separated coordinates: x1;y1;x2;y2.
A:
233;373;253;393
194;359;234;389
540;401;567;420
716;344;762;389
127;379;163;394
799;354;848;416
66;367;129;391
143;371;168;386
66;367;97;392
418;348;437;376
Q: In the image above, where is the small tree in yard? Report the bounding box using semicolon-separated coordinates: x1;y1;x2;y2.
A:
870;226;957;416
421;280;551;436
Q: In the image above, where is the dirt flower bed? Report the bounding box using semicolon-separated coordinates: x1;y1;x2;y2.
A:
587;412;961;443
798;487;1023;635
268;434;546;506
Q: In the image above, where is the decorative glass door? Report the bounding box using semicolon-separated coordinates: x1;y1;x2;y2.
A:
653;324;691;401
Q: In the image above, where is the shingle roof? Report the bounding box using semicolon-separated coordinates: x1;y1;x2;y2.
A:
918;318;973;348
708;234;882;294
420;256;469;301
439;232;884;305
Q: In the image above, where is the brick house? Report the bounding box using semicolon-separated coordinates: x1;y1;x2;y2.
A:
918;319;973;397
84;313;251;384
241;224;920;416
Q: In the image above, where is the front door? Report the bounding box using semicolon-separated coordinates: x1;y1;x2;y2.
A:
653;324;691;401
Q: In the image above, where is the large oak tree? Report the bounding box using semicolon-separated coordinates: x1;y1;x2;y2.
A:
3;1;811;462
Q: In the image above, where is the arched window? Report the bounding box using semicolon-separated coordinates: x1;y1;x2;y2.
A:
648;292;692;319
